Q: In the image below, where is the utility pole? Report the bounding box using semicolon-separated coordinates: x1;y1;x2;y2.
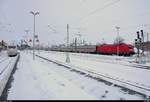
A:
25;30;30;52
137;31;140;57
147;32;150;61
102;38;105;44
30;11;39;60
147;33;149;42
25;30;30;42
1;40;4;50
141;30;144;54
48;42;50;51
66;24;70;63
116;26;120;56
75;37;77;52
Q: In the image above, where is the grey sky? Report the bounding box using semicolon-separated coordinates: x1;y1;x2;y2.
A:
0;0;150;46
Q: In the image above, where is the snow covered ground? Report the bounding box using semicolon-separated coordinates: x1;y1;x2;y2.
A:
34;51;150;97
7;51;147;100
7;52;97;100
0;51;18;96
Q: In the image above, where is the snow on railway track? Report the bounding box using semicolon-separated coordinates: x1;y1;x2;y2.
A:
0;59;12;75
0;58;10;64
36;54;150;98
0;54;19;97
83;57;150;71
42;51;150;71
70;52;150;71
0;53;9;64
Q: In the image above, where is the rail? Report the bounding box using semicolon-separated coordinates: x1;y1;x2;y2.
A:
0;54;20;98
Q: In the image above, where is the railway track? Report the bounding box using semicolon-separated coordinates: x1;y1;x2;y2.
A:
0;58;10;64
0;54;20;99
0;59;12;75
126;64;150;70
76;55;150;71
36;51;150;71
60;52;149;71
36;54;150;98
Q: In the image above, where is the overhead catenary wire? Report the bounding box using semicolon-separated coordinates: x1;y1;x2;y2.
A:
72;0;121;24
50;0;150;35
47;25;57;33
47;0;121;29
45;0;121;37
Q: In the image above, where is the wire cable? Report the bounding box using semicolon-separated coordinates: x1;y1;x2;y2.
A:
72;0;121;24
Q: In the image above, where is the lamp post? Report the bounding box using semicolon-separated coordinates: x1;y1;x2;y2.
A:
30;11;39;60
116;26;120;57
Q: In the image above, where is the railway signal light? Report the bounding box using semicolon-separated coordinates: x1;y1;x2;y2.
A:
135;39;138;45
141;30;144;38
29;39;32;42
137;31;140;39
141;30;144;42
139;38;142;43
34;35;38;39
136;31;142;57
36;39;39;42
135;39;141;45
140;30;144;53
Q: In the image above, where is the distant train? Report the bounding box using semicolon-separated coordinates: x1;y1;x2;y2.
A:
51;43;135;56
7;45;18;57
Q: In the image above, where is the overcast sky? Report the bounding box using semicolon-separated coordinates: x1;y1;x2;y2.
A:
0;0;150;46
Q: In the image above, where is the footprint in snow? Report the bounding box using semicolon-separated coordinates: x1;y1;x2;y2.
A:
59;83;65;87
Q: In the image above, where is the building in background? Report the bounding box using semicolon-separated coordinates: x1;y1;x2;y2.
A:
0;40;7;51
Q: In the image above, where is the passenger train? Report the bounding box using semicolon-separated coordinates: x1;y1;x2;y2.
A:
51;43;135;56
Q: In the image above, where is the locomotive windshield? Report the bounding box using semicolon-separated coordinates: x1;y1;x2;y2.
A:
128;45;134;49
8;46;16;49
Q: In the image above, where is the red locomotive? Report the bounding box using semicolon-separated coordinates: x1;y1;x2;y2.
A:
96;43;135;56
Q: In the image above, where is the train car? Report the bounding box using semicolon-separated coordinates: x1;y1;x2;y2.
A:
7;45;18;57
74;45;96;53
51;45;96;53
96;43;135;56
